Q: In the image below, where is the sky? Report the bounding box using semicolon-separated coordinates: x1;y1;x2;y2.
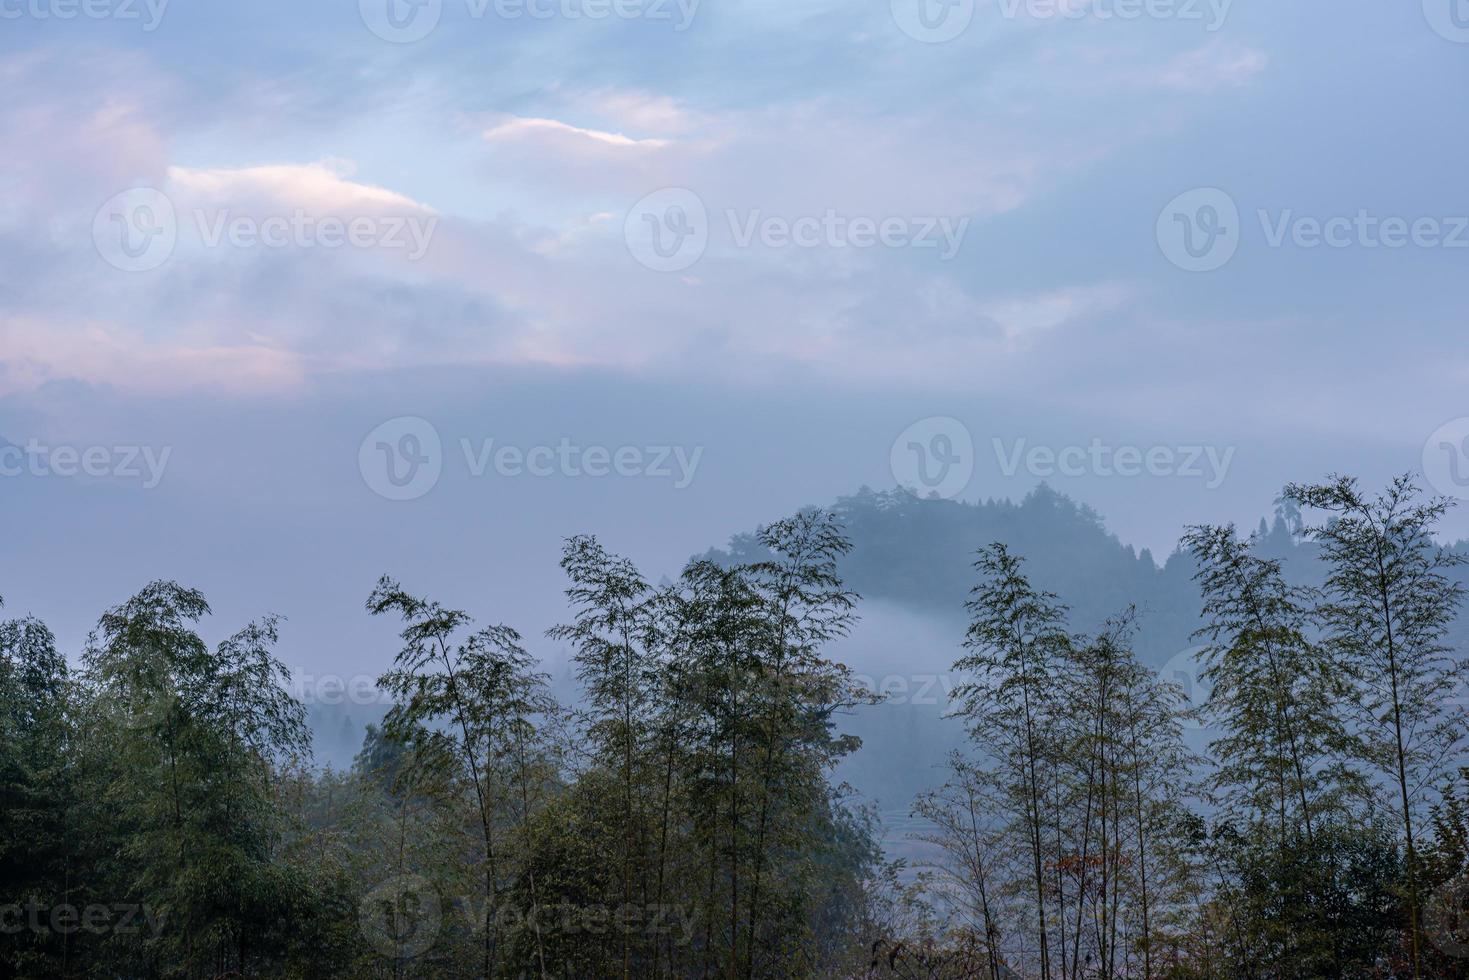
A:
2;0;1468;683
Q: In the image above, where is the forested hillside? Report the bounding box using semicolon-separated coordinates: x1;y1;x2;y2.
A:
709;485;1206;666
5;477;1469;977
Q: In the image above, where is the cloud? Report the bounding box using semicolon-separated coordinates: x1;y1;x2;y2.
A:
0;49;172;217
0;317;304;398
1147;43;1268;92
482;116;672;149
168;161;437;214
980;284;1133;343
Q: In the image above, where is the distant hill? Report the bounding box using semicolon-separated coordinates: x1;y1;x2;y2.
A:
311;484;1469;833
700;484;1469;837
702;484;1301;667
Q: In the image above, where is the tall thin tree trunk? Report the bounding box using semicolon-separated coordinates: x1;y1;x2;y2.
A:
1378;577;1421;980
437;642;499;978
745;574;796;980
1128;712;1153;980
963;781;1003;980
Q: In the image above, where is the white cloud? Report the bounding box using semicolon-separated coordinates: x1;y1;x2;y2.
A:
483;116;672;149
167;161;436;214
981;284;1132;342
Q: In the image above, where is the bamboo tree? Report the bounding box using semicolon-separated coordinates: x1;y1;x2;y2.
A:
743;510;859;978
1284;474;1468;978
953;543;1070;978
1182;524;1365;850
548;536;660;978
912;753;1012;980
371;577;556;979
0;601;72;976
83;581;310;977
670;558;764;976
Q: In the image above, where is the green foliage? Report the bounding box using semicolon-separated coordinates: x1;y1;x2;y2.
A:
4;482;1468;978
1284;474;1467;977
1183;523;1368;845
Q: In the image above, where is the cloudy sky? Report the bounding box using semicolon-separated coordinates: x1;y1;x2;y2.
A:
2;0;1467;676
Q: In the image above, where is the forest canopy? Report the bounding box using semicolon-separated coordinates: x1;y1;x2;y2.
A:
4;476;1469;978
